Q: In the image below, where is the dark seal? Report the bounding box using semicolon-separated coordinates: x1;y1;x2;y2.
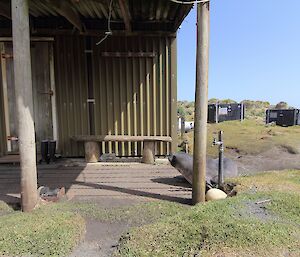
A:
168;152;238;186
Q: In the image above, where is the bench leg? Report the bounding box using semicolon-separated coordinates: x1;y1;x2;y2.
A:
142;141;155;164
84;141;100;163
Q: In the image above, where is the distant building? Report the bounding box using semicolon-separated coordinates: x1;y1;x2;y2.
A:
208;103;245;123
266;109;300;127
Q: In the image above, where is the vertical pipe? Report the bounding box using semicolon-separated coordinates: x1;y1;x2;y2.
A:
85;36;95;135
49;43;58;147
12;0;37;212
165;38;170;154
193;1;210;205
170;37;177;154
218;130;224;187
215;102;219;123
181;116;185;138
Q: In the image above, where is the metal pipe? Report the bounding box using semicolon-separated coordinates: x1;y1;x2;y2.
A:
218;130;224;187
192;1;210;205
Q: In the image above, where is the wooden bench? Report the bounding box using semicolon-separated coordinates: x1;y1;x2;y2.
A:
71;135;172;164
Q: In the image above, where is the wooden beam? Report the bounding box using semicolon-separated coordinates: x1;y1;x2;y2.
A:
30;28;176;37
0;37;54;42
11;0;38;212
46;0;84;32
0;2;11;20
72;135;173;142
192;1;210;205
118;0;132;32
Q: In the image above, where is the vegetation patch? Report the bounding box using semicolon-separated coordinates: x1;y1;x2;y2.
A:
231;170;300;193
114;170;300;257
54;201;188;226
0;205;85;257
0;200;13;215
180;119;300;157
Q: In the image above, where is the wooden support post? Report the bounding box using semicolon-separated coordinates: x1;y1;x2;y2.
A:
142;140;155;164
192;1;210;205
11;0;38;212
84;141;100;163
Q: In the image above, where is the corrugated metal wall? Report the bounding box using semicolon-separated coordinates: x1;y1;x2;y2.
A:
0;35;177;158
54;35;89;157
52;35;177;157
0;58;6;157
92;36;176;156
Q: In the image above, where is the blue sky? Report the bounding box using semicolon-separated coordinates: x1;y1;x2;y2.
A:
177;0;300;108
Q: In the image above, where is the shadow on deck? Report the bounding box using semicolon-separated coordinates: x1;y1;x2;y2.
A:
0;158;192;205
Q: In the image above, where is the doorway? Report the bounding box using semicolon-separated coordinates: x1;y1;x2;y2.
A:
0;41;56;153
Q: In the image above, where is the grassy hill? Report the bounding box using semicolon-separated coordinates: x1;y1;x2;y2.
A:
177;99;292;121
180;119;300;157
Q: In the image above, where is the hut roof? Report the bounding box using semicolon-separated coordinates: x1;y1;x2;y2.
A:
0;0;193;34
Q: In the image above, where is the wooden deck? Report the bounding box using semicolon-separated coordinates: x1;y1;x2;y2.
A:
0;160;192;205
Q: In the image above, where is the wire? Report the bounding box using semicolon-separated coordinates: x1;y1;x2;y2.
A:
96;0;114;46
170;0;209;4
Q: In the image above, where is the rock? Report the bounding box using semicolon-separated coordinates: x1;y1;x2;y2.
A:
37;186;66;202
206;188;227;201
100;153;117;162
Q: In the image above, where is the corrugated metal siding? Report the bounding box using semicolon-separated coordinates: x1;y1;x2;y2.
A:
28;0;183;22
0;35;177;158
92;36;175;156
0;58;6;157
54;35;89;157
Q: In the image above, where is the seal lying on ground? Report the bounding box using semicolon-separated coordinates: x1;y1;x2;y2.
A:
168;152;238;186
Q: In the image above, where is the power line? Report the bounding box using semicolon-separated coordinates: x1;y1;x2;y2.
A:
96;0;113;46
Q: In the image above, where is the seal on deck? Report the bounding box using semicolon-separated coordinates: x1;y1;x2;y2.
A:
168;152;238;187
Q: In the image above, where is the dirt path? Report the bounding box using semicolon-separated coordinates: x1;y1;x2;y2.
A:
68;198;146;257
70;219;129;257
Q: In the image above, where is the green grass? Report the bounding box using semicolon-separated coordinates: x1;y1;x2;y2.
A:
0;204;85;257
231;170;300;193
114;170;300;257
0;200;13;215
52;201;188;226
181;119;300;157
1;170;299;257
0;200;187;257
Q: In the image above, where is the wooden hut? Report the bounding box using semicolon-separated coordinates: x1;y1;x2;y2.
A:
0;0;193;160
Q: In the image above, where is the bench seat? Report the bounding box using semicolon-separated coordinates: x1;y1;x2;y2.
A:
71;135;172;164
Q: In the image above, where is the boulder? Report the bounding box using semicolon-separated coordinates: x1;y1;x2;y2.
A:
206;188;227;201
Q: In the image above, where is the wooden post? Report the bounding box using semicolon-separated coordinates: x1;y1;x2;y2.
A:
142;140;155;164
11;0;38;212
84;141;100;163
192;1;210;205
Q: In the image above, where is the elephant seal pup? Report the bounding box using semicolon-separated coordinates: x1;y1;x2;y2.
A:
168;152;238;186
